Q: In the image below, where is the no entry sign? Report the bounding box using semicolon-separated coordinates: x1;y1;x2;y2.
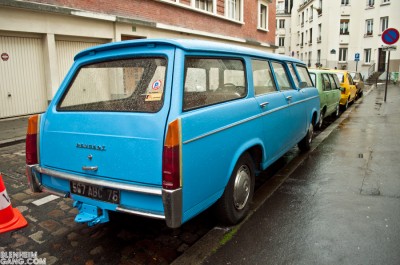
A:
1;53;9;61
382;28;399;45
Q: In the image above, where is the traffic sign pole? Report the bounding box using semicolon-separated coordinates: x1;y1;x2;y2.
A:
381;28;399;102
384;50;391;102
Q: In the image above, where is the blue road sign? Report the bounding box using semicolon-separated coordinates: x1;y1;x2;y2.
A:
355;53;360;61
382;28;399;45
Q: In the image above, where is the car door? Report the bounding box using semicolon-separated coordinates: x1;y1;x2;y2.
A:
270;61;306;147
251;59;290;161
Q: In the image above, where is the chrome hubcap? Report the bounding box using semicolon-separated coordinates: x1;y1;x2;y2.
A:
233;165;251;210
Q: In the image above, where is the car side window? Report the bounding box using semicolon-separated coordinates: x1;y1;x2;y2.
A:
252;59;277;96
183;57;246;111
294;65;314;88
332;74;342;88
328;74;338;89
309;73;316;87
288;64;300;88
322;74;332;91
347;73;354;85
271;62;293;91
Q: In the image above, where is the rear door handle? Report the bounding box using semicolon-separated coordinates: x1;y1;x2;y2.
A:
259;102;269;108
286;96;292;101
82;166;98;171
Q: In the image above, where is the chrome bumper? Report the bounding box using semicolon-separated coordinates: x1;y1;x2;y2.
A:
25;164;183;228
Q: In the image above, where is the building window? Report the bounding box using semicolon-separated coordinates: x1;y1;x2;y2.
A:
277;0;285;14
340;20;350;35
195;0;213;12
380;16;389;33
301;12;304;26
382;0;390;2
258;1;268;31
279;37;285;47
364;49;371;63
317;49;321;65
301;33;304;46
341;0;349;4
365;19;373;35
226;0;242;21
318;0;323;14
317;24;322;42
278;19;285;29
339;48;348;62
367;0;374;6
309;28;313;44
310;5;314;20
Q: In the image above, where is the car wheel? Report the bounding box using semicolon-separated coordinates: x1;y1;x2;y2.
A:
317;111;324;130
344;99;349;110
214;152;255;225
298;123;314;152
333;104;340;118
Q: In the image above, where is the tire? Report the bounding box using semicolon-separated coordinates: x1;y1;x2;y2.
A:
332;104;340;118
298;123;314;152
214;152;255;225
317;111;324;130
343;99;349;110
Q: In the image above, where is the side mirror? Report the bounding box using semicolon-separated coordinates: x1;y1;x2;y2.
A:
299;81;308;89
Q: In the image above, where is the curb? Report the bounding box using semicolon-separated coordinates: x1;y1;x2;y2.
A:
172;84;376;265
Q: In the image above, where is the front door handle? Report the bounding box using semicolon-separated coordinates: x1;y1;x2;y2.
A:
259;102;269;108
286;96;292;101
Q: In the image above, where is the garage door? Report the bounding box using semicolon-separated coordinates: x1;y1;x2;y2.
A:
56;40;105;86
0;36;47;119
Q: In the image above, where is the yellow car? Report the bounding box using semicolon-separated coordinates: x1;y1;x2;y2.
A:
332;70;357;110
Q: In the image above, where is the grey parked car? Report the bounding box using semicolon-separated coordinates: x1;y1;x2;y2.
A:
349;72;365;99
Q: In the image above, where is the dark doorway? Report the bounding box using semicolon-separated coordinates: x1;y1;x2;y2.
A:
378;48;386;72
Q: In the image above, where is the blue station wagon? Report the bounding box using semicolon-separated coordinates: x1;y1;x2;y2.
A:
26;39;320;228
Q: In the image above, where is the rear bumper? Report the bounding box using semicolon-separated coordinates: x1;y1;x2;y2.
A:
26;164;182;228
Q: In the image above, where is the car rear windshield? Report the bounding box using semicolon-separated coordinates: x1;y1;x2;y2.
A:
58;57;167;113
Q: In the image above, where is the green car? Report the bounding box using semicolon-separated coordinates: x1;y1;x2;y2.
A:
308;69;342;129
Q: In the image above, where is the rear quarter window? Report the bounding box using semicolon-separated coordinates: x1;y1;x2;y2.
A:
294;65;313;87
183;58;246;111
58;57;167;113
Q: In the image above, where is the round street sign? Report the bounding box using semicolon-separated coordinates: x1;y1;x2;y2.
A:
382;28;399;45
1;53;9;61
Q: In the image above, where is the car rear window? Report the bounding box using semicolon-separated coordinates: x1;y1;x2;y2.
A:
58;57;167;113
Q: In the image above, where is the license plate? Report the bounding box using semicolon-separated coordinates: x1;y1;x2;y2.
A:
70;181;120;204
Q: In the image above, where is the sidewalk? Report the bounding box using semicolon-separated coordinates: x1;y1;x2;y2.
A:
0;116;29;146
202;83;400;265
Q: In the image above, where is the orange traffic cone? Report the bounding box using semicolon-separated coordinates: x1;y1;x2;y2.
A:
0;174;28;234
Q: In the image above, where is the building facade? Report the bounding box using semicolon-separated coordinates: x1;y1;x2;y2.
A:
0;0;275;119
276;0;400;80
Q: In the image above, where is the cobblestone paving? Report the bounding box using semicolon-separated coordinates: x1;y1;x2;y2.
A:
0;143;216;265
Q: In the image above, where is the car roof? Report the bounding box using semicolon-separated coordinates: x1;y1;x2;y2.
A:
75;38;304;64
308;68;339;74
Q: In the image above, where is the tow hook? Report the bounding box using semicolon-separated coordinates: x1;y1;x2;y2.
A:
73;201;109;227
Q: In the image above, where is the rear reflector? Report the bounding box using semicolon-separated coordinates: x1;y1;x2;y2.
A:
162;119;181;190
26;115;39;165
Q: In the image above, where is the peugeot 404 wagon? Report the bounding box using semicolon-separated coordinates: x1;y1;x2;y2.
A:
26;39;320;228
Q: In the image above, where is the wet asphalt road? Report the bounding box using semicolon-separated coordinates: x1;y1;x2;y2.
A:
203;85;400;265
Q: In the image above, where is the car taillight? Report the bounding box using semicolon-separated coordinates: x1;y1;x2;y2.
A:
162;119;181;190
26;115;39;165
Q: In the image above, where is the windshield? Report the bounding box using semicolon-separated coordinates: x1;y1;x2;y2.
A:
58;57;167;113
